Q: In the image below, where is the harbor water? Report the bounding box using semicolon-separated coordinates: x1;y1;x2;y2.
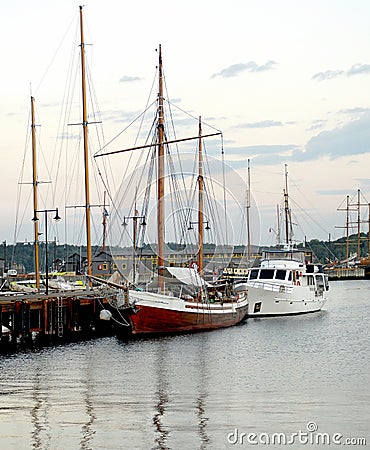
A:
1;280;369;449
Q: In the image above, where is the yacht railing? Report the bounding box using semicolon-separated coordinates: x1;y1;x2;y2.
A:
248;280;294;294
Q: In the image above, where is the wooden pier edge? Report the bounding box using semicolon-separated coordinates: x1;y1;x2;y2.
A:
0;290;126;352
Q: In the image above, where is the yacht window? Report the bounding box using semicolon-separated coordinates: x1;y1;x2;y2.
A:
316;275;325;289
259;269;275;279
249;269;259;280
324;276;329;290
288;271;292;281
275;270;287;280
307;275;315;286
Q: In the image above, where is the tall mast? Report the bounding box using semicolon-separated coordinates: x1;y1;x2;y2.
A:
357;189;361;259
345;195;350;262
276;204;281;247
336;194;355;264
133;187;139;253
368;203;370;258
197;117;204;274
157;44;165;290
246;159;251;261
79;6;92;277
283;164;290;246
31;96;40;291
101;191;107;252
133;206;138;284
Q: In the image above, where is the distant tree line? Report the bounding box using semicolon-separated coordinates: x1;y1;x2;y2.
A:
298;232;369;263
1;233;369;273
2;243;91;273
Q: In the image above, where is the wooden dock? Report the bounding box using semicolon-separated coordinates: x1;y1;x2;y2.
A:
0;290;121;351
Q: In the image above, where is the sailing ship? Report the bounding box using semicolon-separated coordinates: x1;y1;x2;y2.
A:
235;165;329;316
96;45;248;335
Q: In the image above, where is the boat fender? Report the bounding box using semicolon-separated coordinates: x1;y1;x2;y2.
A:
99;309;112;321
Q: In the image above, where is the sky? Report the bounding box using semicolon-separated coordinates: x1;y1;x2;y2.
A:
1;0;370;250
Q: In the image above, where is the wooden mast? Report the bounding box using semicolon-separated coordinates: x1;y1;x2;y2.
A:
197;117;204;275
79;5;92;277
31;96;40;291
101;191;107;252
157;44;165;290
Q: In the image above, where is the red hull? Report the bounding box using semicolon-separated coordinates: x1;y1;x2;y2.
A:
127;302;248;335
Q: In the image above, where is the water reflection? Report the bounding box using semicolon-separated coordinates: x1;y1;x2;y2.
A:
29;346;97;450
3;282;369;449
153;339;170;450
80;359;97;450
31;363;51;449
152;334;212;449
194;337;210;449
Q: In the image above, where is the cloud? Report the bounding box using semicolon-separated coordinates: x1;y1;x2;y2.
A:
102;108;143;123
339;107;370;115
39;102;61;109
316;189;353;196
347;63;370;76
317;182;370;197
211;60;276;79
168;97;181;104
355;178;370;188
226;111;370;167
57;131;80;140
308;119;327;131
237;120;283;129
227;144;297;156
297;112;370;160
119;75;142;83
308;108;369;132
312;70;344;81
224;144;299;167
312;63;370;81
